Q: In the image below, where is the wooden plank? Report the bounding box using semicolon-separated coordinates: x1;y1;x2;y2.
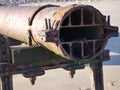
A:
10;45;64;64
0;76;13;90
0;36;13;90
90;62;104;90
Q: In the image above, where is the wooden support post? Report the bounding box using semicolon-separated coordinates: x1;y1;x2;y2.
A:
90;62;104;90
0;75;13;90
0;36;13;90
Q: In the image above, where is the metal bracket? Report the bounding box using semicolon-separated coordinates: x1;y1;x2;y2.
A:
104;15;119;38
27;5;60;45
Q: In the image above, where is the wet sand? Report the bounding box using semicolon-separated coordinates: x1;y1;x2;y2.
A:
14;0;120;90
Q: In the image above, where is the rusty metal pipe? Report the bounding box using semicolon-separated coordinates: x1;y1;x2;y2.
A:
0;4;118;61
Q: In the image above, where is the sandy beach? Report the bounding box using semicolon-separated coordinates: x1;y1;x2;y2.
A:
13;0;120;90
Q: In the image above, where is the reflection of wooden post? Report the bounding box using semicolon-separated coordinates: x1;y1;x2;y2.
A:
90;62;104;90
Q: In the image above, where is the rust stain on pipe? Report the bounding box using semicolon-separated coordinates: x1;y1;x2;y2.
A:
0;4;118;62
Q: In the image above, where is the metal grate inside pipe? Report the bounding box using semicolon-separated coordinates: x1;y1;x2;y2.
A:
59;6;105;60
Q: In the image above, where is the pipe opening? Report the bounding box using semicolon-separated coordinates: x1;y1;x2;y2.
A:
71;43;82;59
62;44;70;54
62;9;94;26
83;42;93;58
83;9;93;24
59;7;105;60
71;10;81;25
62;16;69;26
60;27;103;42
95;12;102;24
